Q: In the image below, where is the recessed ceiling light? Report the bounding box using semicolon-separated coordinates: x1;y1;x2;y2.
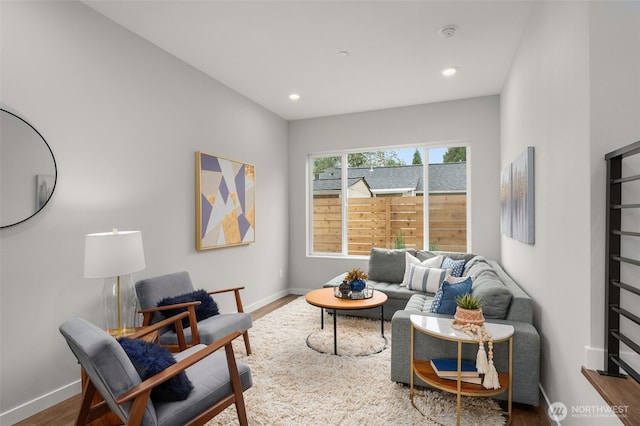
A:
337;50;349;57
289;93;301;101
442;67;458;77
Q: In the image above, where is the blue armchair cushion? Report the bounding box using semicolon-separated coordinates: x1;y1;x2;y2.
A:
157;289;219;330
117;338;193;402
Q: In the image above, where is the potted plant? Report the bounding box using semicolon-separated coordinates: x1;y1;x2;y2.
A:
345;268;368;292
453;293;484;325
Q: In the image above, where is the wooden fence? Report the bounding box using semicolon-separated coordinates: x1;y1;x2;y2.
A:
313;194;467;256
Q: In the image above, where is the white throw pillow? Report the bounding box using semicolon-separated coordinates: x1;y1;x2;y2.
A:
444;274;475;286
406;264;452;293
401;253;443;286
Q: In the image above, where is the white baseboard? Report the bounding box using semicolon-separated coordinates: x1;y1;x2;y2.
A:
0;380;81;426
287;287;308;296
244;288;293;312
539;384;557;425
584;345;640;373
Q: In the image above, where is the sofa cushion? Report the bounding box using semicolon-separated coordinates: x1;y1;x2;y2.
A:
368;248;415;283
416;251;476;264
442;257;466;277
471;278;512;319
430;277;473;315
405;265;450;293
401;252;443;286
464;256;513;319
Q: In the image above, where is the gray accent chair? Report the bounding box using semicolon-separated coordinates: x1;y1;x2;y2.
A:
135;271;253;354
59;316;252;426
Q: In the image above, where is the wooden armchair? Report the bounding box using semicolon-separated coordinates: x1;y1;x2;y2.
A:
135;271;252;354
59;313;252;426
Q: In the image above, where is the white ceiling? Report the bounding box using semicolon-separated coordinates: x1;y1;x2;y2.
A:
82;1;533;121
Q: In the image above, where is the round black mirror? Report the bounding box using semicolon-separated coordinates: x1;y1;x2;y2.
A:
1;109;57;228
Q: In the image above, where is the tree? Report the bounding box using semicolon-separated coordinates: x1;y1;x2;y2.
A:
349;151;405;167
315;150;407;175
412;149;423;165
313;156;340;174
443;147;466;163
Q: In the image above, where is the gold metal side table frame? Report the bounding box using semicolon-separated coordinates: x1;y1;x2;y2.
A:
409;315;514;426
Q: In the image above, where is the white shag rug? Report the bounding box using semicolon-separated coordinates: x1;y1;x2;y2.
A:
208;297;506;426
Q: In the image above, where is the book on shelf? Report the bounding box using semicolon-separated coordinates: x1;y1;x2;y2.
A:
439;375;483;384
430;358;480;378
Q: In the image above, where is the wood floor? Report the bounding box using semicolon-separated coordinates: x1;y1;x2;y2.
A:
16;295;549;426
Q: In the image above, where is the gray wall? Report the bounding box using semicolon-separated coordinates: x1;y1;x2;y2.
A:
288;96;501;293
0;2;288;423
501;1;640;424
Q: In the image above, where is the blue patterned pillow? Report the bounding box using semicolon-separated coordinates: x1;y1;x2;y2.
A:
118;338;193;401
157;289;219;331
429;277;473;315
442;257;466;278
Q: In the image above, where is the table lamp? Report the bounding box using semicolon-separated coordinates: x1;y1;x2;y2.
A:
84;229;145;337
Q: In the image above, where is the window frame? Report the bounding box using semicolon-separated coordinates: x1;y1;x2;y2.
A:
307;143;470;258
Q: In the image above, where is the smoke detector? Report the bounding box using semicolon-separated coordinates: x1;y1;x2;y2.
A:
440;25;457;38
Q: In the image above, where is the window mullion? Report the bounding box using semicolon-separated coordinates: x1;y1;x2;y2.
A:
341;153;349;256
423;147;429;250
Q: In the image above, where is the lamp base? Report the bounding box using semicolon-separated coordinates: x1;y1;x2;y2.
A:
106;327;137;338
103;274;139;336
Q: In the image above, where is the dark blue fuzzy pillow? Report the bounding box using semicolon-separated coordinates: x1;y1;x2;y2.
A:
117;338;193;402
157;289;219;331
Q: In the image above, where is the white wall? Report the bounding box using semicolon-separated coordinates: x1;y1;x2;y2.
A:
0;2;288;423
589;0;640;360
288;96;501;293
501;1;640;424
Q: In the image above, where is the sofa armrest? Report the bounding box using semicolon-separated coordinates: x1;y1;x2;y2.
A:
390;310;540;406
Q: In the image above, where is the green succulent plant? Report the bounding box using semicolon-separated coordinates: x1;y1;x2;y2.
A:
455;293;482;310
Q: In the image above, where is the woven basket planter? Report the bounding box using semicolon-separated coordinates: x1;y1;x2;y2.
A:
454;307;485;326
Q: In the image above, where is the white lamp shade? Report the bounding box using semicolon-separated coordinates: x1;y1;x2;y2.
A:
84;230;146;278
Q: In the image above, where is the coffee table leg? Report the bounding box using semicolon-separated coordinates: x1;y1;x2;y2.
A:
381;305;385;337
333;308;337;355
320;308;324;330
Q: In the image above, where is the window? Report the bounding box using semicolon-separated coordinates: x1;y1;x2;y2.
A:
310;146;468;256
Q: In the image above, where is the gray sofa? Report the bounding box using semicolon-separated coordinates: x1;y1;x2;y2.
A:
322;248;540;406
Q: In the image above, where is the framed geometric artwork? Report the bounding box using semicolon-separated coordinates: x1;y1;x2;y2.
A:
510;147;535;244
195;152;255;250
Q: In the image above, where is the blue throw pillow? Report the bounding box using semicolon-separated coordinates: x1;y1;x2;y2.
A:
118;338;193;402
157;289;219;331
442;257;466;278
429;277;473;315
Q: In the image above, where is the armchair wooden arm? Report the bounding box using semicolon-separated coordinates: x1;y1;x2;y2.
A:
138;301;202;347
128;311;190;352
208;286;247;313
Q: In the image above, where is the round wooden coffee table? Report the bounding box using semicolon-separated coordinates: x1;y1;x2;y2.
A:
305;287;388;355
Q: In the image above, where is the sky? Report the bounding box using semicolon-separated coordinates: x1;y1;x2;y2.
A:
396;147;446;165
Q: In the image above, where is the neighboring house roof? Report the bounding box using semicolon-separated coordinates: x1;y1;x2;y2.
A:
428;163;466;192
313;177;370;192
314;163;466;193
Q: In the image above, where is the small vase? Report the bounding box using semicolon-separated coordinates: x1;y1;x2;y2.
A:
454;307;484;326
339;281;351;296
349;278;366;292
